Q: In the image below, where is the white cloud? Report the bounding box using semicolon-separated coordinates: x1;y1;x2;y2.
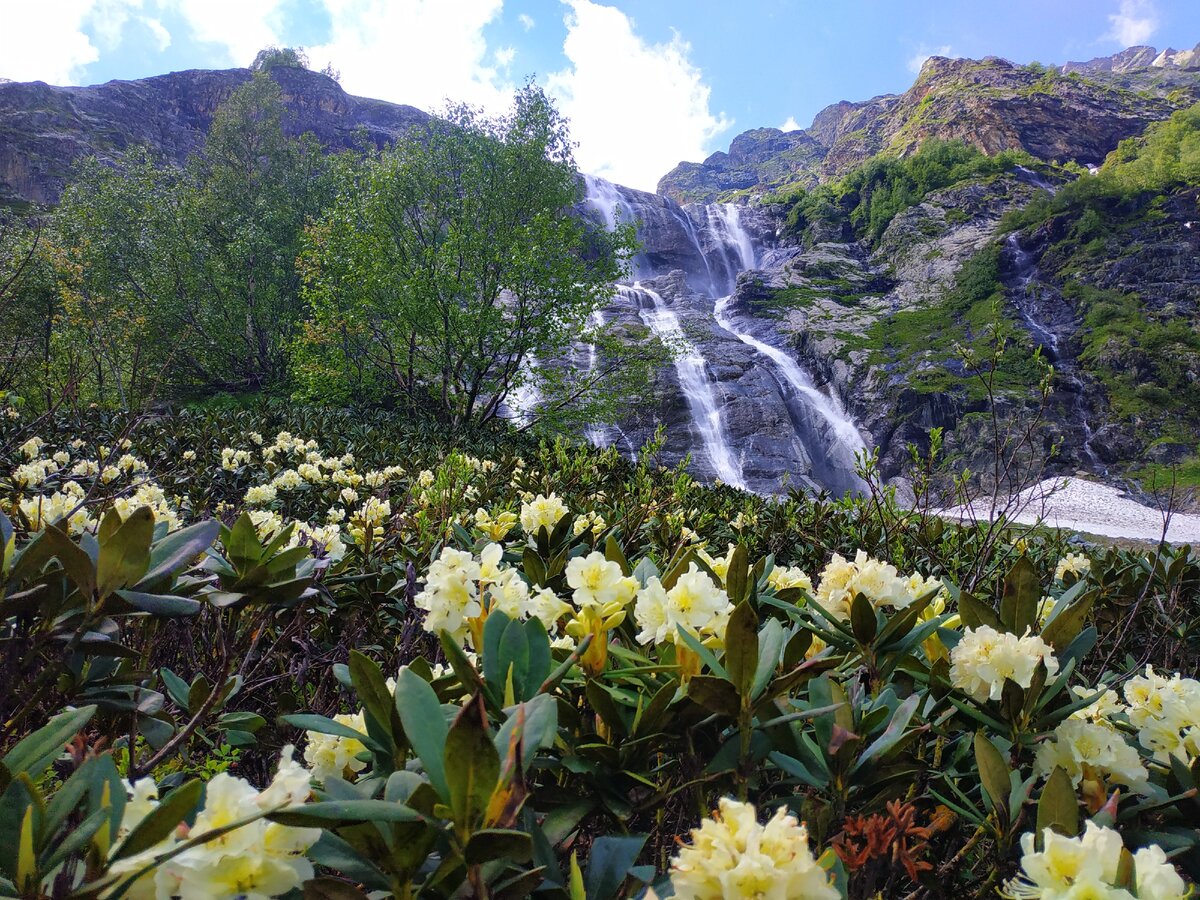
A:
145;17;172;51
779;116;801;132
546;1;731;191
907;43;952;74
518;12;535;30
173;0;286;65
309;0;512;112
495;45;516;67
1104;0;1158;47
0;1;100;82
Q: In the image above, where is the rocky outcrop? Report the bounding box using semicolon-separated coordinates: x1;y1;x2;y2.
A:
658;51;1200;203
1062;43;1200;75
0;66;429;206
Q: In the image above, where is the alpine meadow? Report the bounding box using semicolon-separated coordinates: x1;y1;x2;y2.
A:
3;10;1200;900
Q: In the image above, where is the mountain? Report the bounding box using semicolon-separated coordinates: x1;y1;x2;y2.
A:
1;48;1197;499
0;66;428;206
658;50;1200;204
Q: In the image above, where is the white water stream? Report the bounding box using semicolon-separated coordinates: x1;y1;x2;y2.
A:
583;174;868;494
623;284;746;488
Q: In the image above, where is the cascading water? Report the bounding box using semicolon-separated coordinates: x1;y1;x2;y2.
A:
708;202;866;493
583;310;610;447
581;174;868;495
713;295;866;495
623;284;746;488
1003;232;1104;473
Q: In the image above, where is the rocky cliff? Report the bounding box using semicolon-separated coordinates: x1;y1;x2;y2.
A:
658;50;1200;203
0;66;428;206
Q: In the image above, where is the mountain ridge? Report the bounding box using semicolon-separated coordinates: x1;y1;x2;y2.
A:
0;65;428;206
657;44;1200;203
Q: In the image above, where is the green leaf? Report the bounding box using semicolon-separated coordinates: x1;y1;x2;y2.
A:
604;534;630;577
113;780;202;860
394;667;449;801
97;506;154;597
0;706;96;792
956;591;1002;631
267;800;421;828
584;834;648;900
137;520;219;589
42;524;97;599
349;650;402;753
686;675;739;718
464;828;532;865
999;556;1040;635
849;592;878;644
112;590;200;617
723;602;759;699
306;832;390;892
974;732;1011;818
1041;591;1096;651
444;694;500;834
1036;766;1079;838
854;693;920;770
725;545;749;604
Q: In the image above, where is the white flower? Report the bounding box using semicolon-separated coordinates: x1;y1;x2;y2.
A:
1002;823;1187;899
565;551;626;610
814;550;912;618
1034;718;1150;794
244;484;277;506
414;546;482;644
634;565;731;647
303;713;369;784
1124;665;1200;764
19;436;44;459
272;469;304;491
670;797;838;900
949;625;1059;703
520;493;568;537
1055;552;1091;582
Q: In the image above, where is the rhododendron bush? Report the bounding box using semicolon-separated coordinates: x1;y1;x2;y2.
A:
0;406;1197;898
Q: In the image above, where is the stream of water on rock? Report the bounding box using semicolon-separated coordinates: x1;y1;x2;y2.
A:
582;174;868;494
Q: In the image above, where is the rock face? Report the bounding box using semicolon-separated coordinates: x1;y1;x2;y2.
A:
581;178;867;496
1062;43;1200;75
658;52;1200;203
0;66;429;205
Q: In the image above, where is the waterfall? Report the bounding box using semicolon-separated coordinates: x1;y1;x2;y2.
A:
581;173;868;496
583;310;610;447
1005;233;1060;358
714;295;866;494
624;285;746;488
1003;232;1104;473
504;357;541;427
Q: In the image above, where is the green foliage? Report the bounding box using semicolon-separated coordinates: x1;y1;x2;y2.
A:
295;83;657;431
51;73;334;403
778;140;1030;245
2;406;1200;897
250;46;309;72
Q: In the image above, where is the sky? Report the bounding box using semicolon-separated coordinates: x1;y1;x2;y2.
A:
3;0;1200;190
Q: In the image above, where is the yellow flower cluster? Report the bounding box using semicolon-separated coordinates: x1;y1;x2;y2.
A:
1034;718;1150;793
670;798;838;900
1002;823;1187;899
633;563;730;647
303;712;368;784
1124;665;1200;764
474;508;518;541
949;625;1059;703
520;493;568;537
814;549;943;618
107;747;318;899
1054;552;1091;582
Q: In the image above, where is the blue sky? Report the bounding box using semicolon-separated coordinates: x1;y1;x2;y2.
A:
3;0;1199;189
